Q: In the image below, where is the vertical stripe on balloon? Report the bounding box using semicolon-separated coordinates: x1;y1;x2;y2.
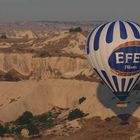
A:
121;78;126;92
86;27;97;54
119;21;127;39
93;68;106;84
126;78;134;92
106;21;116;43
101;70;115;91
94;23;108;51
130;76;140;92
112;75;119;92
127;21;140;39
93;68;113;91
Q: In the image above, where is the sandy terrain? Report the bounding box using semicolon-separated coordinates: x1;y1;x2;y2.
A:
0;79;139;123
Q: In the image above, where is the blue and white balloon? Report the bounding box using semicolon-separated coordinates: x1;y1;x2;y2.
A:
86;21;140;101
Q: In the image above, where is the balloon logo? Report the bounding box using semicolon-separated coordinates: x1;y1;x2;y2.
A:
109;41;140;76
86;21;140;102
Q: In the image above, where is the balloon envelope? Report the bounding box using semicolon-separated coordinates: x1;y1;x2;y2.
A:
86;21;140;101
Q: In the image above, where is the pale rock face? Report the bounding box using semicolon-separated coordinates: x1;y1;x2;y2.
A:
7;30;37;39
0;53;94;80
62;33;86;55
0;53;32;75
44;31;69;44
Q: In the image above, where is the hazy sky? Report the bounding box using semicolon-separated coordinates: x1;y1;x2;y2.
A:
0;0;140;22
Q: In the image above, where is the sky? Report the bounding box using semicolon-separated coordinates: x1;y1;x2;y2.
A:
0;0;140;22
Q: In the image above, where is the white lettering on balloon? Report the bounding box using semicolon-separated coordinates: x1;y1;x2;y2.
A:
115;52;140;70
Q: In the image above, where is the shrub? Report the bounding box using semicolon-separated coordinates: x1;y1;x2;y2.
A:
69;27;82;32
0;125;6;137
38;114;50;123
79;97;86;104
4;123;11;133
45;118;54;128
68;109;85;121
27;123;39;136
16;111;34;125
1;34;7;39
15;126;23;135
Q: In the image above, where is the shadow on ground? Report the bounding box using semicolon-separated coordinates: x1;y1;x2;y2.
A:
97;82;140;122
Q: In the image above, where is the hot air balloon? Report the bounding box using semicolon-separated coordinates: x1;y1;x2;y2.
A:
86;20;140;107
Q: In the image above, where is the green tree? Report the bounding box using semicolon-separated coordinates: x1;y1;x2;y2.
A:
0;125;6;137
69;27;82;32
45;118;54;128
1;34;7;39
16;111;34;125
27;123;39;136
68;109;85;121
15;126;23;135
38;114;49;123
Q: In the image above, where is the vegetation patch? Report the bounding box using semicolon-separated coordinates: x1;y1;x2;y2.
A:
69;27;82;32
68;108;86;121
3;111;56;137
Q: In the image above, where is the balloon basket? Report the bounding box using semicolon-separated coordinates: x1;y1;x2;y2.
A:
116;102;128;108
